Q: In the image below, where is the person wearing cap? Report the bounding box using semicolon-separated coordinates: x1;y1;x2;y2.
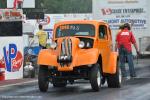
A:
36;24;48;49
115;23;139;79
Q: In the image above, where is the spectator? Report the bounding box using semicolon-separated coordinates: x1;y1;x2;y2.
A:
36;24;47;49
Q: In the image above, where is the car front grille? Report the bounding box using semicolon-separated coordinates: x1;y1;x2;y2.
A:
57;38;72;66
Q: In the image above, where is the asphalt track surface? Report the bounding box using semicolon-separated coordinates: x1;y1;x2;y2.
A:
0;59;150;100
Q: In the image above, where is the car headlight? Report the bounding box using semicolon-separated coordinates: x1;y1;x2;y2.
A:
78;41;85;48
50;42;57;49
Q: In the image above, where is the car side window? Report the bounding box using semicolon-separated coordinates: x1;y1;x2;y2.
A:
99;25;107;39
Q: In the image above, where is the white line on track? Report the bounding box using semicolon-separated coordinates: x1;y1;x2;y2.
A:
0;79;38;88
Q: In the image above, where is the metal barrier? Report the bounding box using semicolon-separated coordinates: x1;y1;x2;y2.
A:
139;36;150;57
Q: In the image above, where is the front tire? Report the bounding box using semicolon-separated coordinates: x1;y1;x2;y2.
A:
38;66;49;92
89;64;102;91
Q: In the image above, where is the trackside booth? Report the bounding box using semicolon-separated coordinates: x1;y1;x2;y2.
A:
0;9;23;81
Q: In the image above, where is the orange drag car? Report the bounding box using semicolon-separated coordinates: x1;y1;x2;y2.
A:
37;20;121;92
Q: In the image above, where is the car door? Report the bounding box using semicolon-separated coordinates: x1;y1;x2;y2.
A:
97;24;112;67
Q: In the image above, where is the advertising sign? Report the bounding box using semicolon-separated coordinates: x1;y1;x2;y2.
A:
0;37;23;80
7;0;35;8
93;0;147;30
0;9;23;21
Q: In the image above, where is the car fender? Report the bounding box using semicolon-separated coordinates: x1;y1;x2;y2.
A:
37;49;58;66
74;48;99;66
103;52;118;74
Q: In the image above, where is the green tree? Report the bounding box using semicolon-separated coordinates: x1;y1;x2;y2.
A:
43;0;92;13
23;0;92;18
0;0;7;8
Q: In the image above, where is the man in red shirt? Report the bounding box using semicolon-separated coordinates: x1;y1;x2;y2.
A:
115;23;139;78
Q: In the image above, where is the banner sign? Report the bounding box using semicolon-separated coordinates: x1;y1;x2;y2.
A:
0;37;23;80
0;9;23;21
93;0;147;30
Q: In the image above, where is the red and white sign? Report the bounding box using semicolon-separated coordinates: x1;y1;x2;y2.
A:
37;15;50;26
7;0;35;8
0;9;23;20
0;37;23;80
101;8;112;15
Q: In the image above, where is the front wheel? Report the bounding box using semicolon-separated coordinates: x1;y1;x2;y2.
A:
89;64;102;91
38;66;49;92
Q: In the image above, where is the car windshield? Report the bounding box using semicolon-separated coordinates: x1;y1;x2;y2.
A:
56;24;95;38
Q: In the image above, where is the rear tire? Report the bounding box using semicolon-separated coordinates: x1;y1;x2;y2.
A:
38;66;49;92
89;64;102;91
107;62;121;88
